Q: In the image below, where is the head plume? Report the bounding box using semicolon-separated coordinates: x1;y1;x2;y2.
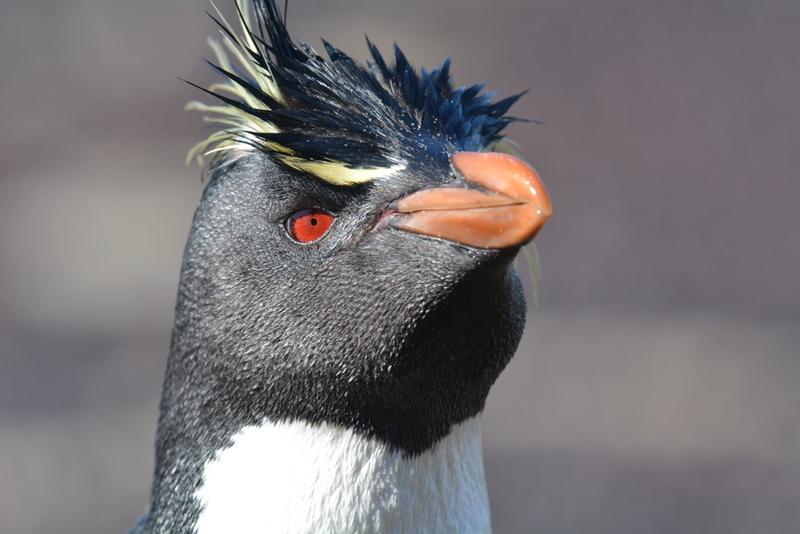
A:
187;0;525;186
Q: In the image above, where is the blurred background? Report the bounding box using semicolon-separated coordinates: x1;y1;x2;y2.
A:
1;0;798;532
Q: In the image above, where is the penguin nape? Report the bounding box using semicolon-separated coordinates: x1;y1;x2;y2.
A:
131;0;552;532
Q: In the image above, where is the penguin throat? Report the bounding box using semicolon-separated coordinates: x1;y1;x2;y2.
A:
194;416;491;533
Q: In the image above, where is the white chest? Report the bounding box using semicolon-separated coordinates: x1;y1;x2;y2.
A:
194;416;491;534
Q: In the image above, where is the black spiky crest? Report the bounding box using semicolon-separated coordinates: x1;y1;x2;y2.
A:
187;0;525;186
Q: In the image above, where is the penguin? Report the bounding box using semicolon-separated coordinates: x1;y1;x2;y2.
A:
131;0;551;532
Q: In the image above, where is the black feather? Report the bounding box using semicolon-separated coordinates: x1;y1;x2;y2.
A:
191;0;528;176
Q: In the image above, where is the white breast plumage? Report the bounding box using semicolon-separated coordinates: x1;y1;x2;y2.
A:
194;416;491;534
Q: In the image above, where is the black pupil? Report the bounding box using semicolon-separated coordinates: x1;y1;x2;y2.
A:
310;217;318;226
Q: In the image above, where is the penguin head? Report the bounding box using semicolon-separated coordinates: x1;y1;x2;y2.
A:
172;0;552;456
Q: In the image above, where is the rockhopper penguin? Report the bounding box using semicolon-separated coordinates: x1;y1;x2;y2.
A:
132;0;551;532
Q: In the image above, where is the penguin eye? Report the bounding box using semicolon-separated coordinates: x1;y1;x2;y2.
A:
287;209;335;243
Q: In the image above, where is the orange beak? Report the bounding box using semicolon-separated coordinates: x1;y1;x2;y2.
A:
389;151;552;249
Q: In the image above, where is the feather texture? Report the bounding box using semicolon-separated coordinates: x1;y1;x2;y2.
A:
187;0;525;185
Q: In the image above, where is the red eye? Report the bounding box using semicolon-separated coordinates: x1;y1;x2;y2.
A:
287;209;335;243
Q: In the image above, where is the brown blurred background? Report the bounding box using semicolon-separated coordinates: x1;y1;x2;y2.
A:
1;1;798;533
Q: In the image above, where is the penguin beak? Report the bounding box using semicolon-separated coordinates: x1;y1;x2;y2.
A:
388;151;552;249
